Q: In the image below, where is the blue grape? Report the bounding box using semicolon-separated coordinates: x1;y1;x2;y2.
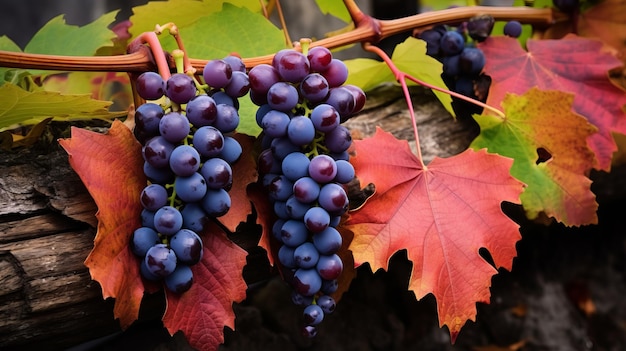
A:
210;90;237;108
419;28;443;57
321;279;338;294
292;291;314;306
316;295;336;314
278;244;297;268
141;209;156;229
144;243;177;277
292;268;322;296
310;104;339;133
442;54;461;77
223;55;246;73
219;136;243;163
201;188;231;217
214;104;239;133
282;152;311;182
272;219;286;241
267;82;299;112
267;174;294;201
273;200;290;219
143;136;174;169
170;228;203;265
164;265;194;293
174;172;207;203
261;109;290;138
287;116;316;146
459;47;485;76
313;227;342;255
334;159;355;184
159;112;190;143
304;206;330;233
440;31;465;55
140;259;161;281
130;227;160;257
169;145;201;177
294;242;320;269
303;304;324;325
181;203;209;233
270;137;300;160
144;161;174;184
293;177;320;204
140;184;169;211
280;220;308;247
154;206;183;236
285;195;311;220
503;20;523;38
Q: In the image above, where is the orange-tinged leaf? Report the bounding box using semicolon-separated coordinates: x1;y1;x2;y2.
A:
163;222;248;351
471;88;599;226
344;128;523;341
58;120;147;328
578;0;626;62
247;182;276;265
217;133;258;232
479;35;626;171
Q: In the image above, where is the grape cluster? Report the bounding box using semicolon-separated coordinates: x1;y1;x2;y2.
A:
251;46;364;337
418;18;492;104
130;56;248;294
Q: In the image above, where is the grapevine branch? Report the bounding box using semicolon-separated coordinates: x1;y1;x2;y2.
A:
0;6;554;72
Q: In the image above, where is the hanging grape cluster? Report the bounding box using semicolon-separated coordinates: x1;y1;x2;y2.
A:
130;55;248;294
250;45;365;337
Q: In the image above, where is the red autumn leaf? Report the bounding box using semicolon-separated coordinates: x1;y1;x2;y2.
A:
247;182;276;265
59;120;148;328
479;35;626;171
217;133;258;232
163;221;248;351
344;128;523;341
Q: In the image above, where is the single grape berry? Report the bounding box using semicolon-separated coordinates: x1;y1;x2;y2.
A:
503;21;523;38
136;71;165;100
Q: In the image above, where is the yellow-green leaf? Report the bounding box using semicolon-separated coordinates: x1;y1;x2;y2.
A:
24;11;118;56
0;84;124;132
315;0;351;23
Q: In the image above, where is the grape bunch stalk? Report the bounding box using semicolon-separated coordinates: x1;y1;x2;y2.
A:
251;43;365;337
130;50;248;294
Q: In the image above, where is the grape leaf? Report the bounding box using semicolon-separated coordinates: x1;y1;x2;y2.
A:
0;84;124;132
179;3;285;59
479;35;626;171
129;0;265;53
247;182;276;266
315;0;352;23
42;72;132;110
58;120;149;328
0;36;22;86
471;88;599;226
163;222;247;351
578;0;626;62
345;37;454;115
344;128;523;341
217;133;258;232
24;11;117;56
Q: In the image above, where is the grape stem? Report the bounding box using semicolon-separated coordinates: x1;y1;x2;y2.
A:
0;6;554;72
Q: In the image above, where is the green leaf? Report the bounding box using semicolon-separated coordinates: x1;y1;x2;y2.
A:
24;11;118;55
237;96;262;136
129;0;264;53
345;37;454;115
0;84;123;131
180;3;285;59
0;36;24;87
315;0;351;23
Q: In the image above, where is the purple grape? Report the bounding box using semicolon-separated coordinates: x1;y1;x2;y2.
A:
255;104;273;127
130;227;160;257
300;73;329;103
324;125;352;153
318;183;348;214
164;265;194;293
307;46;333;72
274;50;310;83
224;71;250;98
325;87;356;119
309;155;337;184
223;55;246;73
143;136;174;169
294;242;319;269
316;295;336;314
267;82;299;112
192;126;224;158
344;84;366;114
214;104;239;133
261;109;290;138
203;59;232;88
210;90;238;108
316;254;343;280
321;59;348;87
248;64;281;95
140;184;168;211
321;279;338;294
442;54;461;77
169;145;201;177
310;104;339;133
154;206;183;236
267;174;294;201
170;228;203;265
418;28;443;57
136;71;165;100
144;161;174;184
134;103;164;142
140;259;161;281
302;325;318;338
166;73;197;104
141;209;156;229
174;172;207;202
159;112;190;143
292;291;314;306
258;148;281;175
219;136;243;163
334;159;355;184
459;47;485;75
200;158;232;190
144;243;177;277
466;14;494;42
186;95;217;127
